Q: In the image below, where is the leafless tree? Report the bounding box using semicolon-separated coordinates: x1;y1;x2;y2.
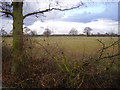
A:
83;27;92;36
43;28;51;37
0;28;7;36
31;30;37;36
69;28;78;35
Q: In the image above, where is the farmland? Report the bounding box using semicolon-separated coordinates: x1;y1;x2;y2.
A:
2;36;120;88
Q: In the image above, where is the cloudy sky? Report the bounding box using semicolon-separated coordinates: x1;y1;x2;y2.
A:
0;0;119;35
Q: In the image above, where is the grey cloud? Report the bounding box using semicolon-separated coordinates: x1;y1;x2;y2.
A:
61;2;118;23
24;10;64;25
62;11;118;23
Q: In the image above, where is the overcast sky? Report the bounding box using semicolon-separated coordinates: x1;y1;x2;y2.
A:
0;0;119;34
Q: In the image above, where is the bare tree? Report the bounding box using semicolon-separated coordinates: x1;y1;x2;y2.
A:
69;28;78;35
0;28;7;36
105;33;109;36
31;30;37;36
9;30;13;35
24;27;30;35
83;27;92;36
23;26;33;35
97;32;101;36
0;1;83;74
43;28;51;37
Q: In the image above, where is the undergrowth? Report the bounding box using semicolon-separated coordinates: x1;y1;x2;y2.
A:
2;37;120;88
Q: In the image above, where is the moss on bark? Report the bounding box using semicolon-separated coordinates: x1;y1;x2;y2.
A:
11;2;24;74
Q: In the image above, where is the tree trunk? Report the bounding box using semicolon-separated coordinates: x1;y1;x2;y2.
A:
11;2;24;74
87;32;89;36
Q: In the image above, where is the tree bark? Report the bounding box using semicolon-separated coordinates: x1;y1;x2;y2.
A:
11;2;24;74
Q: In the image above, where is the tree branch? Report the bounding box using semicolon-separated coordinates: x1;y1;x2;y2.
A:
100;53;120;60
0;11;13;17
95;39;120;61
23;8;52;19
23;3;83;19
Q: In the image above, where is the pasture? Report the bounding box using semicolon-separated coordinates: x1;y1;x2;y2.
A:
2;36;119;55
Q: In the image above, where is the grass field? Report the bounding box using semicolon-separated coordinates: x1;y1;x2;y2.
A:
2;36;120;88
3;36;119;54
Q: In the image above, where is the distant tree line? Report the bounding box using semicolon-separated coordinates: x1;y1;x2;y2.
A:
0;26;119;37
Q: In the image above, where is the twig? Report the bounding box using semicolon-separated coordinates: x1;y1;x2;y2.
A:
100;53;120;60
96;39;120;61
15;78;33;88
92;74;101;88
77;76;84;88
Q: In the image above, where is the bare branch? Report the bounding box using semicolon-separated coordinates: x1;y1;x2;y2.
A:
0;10;13;17
96;39;105;48
95;39;120;61
97;39;120;52
96;39;105;59
104;39;120;50
23;8;52;19
23;2;83;19
100;53;120;60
